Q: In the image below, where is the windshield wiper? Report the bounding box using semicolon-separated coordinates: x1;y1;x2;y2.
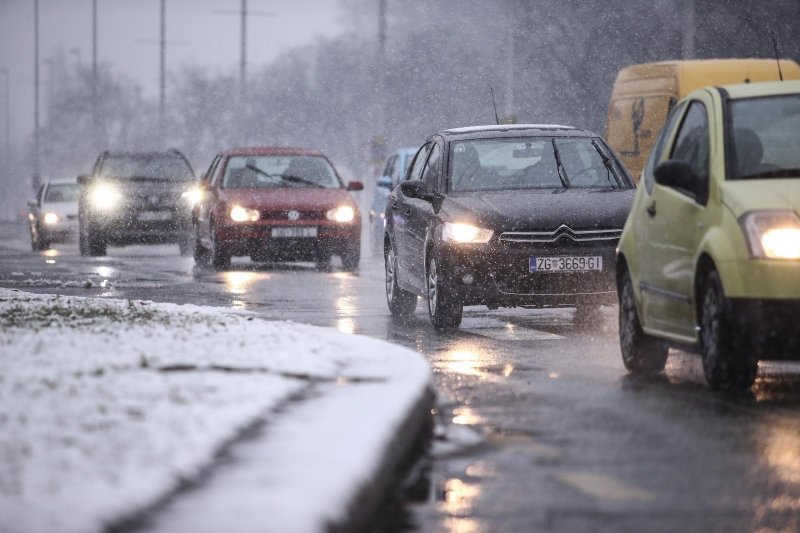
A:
592;140;623;188
550;139;571;189
738;168;800;180
245;165;323;188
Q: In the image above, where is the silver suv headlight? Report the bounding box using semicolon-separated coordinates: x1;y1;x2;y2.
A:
89;184;122;211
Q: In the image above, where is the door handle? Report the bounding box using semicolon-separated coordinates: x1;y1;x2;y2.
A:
646;202;656;218
402;209;411;217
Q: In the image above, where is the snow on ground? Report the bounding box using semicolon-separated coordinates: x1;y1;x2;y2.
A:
0;289;431;533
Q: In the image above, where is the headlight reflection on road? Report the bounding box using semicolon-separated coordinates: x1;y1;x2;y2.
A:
440;478;481;519
43;249;59;257
96;266;114;278
335;295;357;334
223;271;266;309
437;348;483;377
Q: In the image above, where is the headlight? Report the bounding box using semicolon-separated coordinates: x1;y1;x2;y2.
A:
741;211;800;259
442;222;493;244
43;212;60;225
89;184;121;210
326;205;355;223
229;205;260;223
181;187;203;207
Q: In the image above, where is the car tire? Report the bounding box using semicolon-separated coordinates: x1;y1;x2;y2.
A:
618;271;668;374
341;246;360;272
209;222;230;271
30;224;49;251
385;244;417;317
193;226;209;266
427;254;463;330
699;270;758;391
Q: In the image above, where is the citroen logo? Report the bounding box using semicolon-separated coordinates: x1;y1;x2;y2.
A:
287;210;300;221
553;224;576;241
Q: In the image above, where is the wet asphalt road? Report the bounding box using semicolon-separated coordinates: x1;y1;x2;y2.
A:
2;221;800;533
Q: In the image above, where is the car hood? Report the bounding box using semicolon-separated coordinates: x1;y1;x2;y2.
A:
220;187;356;210
441;188;635;231
41;201;78;218
721;179;800;218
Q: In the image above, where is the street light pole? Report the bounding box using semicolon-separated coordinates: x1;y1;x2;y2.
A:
240;0;247;104
92;0;99;151
33;0;41;190
0;68;9;172
159;0;166;144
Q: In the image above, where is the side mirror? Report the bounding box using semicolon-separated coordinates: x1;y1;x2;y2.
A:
346;180;364;191
77;174;90;185
27;199;38;208
377;175;392;189
399;180;429;200
654;160;696;193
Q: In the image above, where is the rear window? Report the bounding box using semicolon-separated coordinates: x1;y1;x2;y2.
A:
45;183;79;202
98;155;194;181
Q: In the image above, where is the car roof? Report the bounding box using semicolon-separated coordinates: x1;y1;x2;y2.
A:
715;79;800;100
103;151;185;158
222;146;325;157
438;124;596;141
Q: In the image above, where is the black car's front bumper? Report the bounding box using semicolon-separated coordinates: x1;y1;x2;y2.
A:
437;239;618;308
91;210;191;245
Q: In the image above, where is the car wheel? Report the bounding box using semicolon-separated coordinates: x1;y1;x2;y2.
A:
385;244;417;317
427;254;463;330
341;246;360;272
209;222;230;270
618;271;668;374
699;270;758;391
30;224;48;251
193;226;209;265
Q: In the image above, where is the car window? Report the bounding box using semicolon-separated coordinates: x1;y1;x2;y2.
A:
44;183;79;203
643;101;687;193
203;155;220;183
728;94;800;180
555;138;626;189
669;101;710;195
222;155;341;189
406;144;431;182
383;155;395;178
422;143;442;193
98;155;194;181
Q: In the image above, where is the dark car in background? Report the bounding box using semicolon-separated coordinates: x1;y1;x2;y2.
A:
78;150;197;257
28;180;80;250
369;147;418;254
193;147;363;271
384;124;635;329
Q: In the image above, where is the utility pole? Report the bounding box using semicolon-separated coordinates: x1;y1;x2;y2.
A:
33;0;41;190
92;0;99;151
0;68;9;173
681;0;695;60
160;0;166;144
377;0;386;134
214;2;274;144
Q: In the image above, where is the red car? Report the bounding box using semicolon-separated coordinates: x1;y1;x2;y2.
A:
193;147;363;270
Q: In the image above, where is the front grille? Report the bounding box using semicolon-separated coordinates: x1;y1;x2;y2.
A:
261;210;325;221
499;225;622;244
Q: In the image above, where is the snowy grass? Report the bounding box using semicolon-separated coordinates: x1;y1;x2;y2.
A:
0;289;432;533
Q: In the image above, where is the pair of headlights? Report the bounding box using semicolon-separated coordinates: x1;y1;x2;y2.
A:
742;211;800;260
88;184;203;211
227;205;356;224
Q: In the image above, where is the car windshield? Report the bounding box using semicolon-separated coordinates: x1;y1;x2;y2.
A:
449;137;626;192
729;94;800;180
98;155;193;180
222;155;341;189
44;183;79;203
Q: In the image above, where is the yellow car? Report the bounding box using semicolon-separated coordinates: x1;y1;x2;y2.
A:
616;80;800;390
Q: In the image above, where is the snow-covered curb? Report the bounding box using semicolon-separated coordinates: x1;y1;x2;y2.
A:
0;289;432;533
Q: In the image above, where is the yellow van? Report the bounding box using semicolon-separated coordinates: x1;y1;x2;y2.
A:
605;59;800;180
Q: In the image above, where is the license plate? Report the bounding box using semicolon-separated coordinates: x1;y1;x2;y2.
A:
271;227;317;238
138;211;172;222
530;256;603;272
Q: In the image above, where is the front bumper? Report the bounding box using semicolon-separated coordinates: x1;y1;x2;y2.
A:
216;221;360;260
730;298;800;361
91;210;191;245
41;219;78;242
438;240;618;308
718;258;800;299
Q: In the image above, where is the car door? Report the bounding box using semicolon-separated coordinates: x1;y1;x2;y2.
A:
391;143;430;285
640;98;713;338
196;154;221;244
406;141;442;291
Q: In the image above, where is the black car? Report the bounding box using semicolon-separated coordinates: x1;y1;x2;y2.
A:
383;124;635;329
78;150;197;256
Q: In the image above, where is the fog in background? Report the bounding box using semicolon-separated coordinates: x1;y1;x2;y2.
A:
1;0;799;218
